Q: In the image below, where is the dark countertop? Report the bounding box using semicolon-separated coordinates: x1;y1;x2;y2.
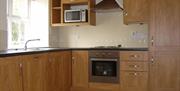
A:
0;47;148;57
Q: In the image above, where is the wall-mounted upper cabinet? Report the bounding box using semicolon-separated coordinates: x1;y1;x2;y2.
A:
123;0;149;25
62;0;88;4
50;0;96;27
50;0;61;25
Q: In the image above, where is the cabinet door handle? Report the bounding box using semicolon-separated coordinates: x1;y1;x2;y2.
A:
123;11;128;16
19;63;23;76
72;57;75;64
19;63;23;68
151;57;154;63
151;36;154;46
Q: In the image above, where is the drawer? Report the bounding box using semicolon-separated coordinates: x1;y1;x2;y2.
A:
120;51;148;61
120;71;148;91
120;62;148;71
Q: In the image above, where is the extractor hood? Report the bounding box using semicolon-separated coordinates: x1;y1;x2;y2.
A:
94;0;124;13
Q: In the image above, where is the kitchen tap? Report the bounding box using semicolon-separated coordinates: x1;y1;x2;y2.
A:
24;39;40;50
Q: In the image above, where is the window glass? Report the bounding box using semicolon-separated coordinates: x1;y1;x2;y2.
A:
8;0;49;49
12;0;29;17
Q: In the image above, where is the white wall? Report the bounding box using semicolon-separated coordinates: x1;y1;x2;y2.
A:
0;0;7;50
50;12;148;48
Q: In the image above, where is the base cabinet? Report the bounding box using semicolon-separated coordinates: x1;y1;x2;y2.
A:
120;72;148;91
0;57;23;91
46;51;71;91
120;51;148;91
22;53;48;91
71;51;89;90
150;51;180;91
0;51;71;91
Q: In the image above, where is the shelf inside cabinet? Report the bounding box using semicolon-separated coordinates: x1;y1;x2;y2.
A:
51;9;61;24
52;0;61;7
52;7;61;10
60;22;89;26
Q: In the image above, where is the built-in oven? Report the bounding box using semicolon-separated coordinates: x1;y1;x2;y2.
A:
89;50;119;83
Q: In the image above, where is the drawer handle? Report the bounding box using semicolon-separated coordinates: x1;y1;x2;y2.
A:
129;72;138;76
130;55;139;58
129;65;138;68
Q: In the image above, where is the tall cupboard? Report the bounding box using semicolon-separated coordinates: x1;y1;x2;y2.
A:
149;0;180;91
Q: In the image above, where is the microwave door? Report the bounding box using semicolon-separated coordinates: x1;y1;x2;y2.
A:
65;11;81;22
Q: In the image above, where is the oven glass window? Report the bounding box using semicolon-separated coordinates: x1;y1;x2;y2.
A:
92;61;117;77
66;11;81;20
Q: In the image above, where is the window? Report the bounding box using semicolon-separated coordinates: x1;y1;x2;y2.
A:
7;0;49;49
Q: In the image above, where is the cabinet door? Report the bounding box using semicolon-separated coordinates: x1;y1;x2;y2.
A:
22;53;48;91
120;71;148;91
150;0;180;50
72;51;88;88
150;51;180;91
123;0;149;24
46;51;71;91
61;51;72;91
62;0;88;4
0;57;23;91
46;52;63;91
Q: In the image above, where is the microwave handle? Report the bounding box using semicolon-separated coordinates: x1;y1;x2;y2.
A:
80;10;83;21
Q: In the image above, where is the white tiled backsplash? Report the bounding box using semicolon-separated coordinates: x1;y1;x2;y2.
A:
50;12;148;48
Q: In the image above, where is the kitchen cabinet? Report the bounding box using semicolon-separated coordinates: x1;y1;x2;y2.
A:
0;57;23;91
149;51;180;91
22;53;48;91
46;52;63;91
120;72;148;91
62;0;88;4
50;0;61;25
46;51;71;91
71;51;89;90
123;0;149;24
50;0;96;26
0;51;72;91
149;0;180;91
61;51;72;91
120;51;148;91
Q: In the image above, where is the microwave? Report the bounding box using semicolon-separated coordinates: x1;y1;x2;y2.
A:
64;9;88;23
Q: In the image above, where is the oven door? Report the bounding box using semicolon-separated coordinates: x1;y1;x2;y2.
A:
89;58;119;83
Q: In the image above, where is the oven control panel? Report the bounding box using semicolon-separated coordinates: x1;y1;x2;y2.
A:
89;50;119;58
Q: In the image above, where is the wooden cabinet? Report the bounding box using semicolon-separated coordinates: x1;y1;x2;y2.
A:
50;0;96;26
62;0;88;4
61;51;72;91
123;0;149;24
50;0;61;25
121;72;148;91
149;0;180;91
120;51;148;91
149;0;180;51
149;51;180;91
46;51;71;91
0;51;72;91
22;53;48;91
71;51;89;90
0;57;23;91
46;52;64;91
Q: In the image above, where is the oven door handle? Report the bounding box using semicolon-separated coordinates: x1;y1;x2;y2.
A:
90;58;118;61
